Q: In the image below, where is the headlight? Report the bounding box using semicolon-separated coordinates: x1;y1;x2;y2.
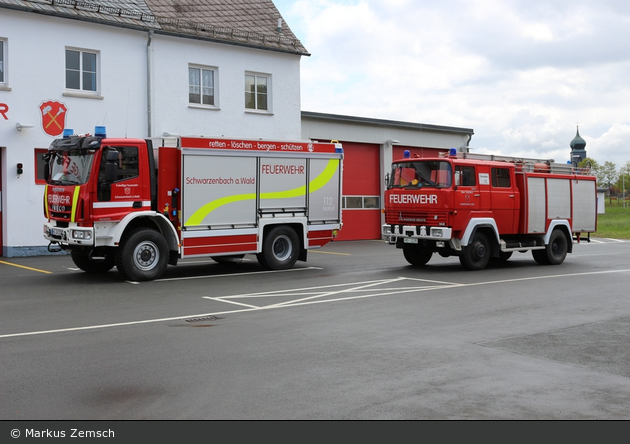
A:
431;229;443;238
72;230;92;240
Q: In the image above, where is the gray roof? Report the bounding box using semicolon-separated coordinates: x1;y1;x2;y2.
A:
0;0;308;55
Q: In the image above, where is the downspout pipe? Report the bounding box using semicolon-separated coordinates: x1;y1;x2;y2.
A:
147;30;153;138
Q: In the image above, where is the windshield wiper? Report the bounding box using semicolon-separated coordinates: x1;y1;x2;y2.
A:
49;180;79;186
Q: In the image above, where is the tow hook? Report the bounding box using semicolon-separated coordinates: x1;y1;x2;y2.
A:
47;242;62;253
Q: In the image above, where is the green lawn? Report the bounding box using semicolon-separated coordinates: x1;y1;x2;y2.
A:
593;202;630;239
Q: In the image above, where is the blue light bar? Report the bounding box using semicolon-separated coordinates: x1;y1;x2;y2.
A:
94;126;107;138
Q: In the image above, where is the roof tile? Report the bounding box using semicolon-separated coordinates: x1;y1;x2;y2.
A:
0;0;308;54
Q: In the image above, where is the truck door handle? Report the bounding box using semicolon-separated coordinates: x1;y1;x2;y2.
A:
133;201;142;208
509;195;515;198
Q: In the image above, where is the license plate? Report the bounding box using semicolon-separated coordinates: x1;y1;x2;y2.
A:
51;228;64;237
403;237;418;244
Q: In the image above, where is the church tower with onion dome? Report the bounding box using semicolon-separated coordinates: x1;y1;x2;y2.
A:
570;126;587;165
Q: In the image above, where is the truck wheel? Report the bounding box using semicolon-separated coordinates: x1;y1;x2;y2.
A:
403;244;433;266
546;229;568;265
460;232;490;270
532;249;550;265
116;227;168;281
257;226;299;270
71;249;115;273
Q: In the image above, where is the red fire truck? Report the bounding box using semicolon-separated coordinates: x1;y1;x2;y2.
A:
382;148;597;270
43;127;343;281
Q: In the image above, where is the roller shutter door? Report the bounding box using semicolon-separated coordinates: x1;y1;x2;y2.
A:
336;142;381;241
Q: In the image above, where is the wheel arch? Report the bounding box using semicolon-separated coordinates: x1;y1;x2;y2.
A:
545;220;573;253
461;218;501;257
259;221;306;259
109;212;179;253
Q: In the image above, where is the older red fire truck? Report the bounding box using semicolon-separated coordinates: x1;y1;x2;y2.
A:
43;127;343;281
382;148;597;270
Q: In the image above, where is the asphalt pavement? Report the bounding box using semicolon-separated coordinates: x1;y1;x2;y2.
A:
1;238;629;420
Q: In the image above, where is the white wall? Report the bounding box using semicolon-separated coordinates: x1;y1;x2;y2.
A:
0;9;303;255
151;35;302;139
0;11;149;255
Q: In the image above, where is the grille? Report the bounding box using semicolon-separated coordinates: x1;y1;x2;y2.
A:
386;211;448;226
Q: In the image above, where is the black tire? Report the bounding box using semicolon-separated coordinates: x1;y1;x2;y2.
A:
257;226;299;270
116;227;169;281
71;249;115;273
546;229;568;265
460;232;491;270
532;249;550;265
402;243;433;266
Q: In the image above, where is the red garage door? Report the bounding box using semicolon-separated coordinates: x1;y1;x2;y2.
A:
336;142;381;241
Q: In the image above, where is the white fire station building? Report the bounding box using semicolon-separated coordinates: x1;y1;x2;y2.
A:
0;0;473;256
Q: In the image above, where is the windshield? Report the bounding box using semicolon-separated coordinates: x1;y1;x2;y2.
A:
388;160;452;189
46;149;97;185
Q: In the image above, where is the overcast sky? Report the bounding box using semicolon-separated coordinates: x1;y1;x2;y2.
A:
273;0;630;169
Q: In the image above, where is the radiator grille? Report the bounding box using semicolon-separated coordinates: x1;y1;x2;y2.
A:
385;211;448;226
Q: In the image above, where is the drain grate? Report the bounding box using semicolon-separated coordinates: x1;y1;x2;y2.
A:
185;315;222;323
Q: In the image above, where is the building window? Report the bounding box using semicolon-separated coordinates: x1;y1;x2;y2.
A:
189;65;217;106
35;149;48;185
65;48;98;92
245;73;269;111
342;196;380;209
0;39;6;84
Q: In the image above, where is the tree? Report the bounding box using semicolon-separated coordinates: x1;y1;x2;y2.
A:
579;157;601;182
616;161;630;203
600;161;618;203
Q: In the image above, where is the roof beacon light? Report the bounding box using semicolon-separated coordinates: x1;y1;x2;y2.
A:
404;150;410;159
62;128;74;138
94;126;107;138
449;148;457;157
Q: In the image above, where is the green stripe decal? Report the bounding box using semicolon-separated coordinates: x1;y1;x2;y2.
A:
185;159;339;226
70;186;80;223
44;185;50;219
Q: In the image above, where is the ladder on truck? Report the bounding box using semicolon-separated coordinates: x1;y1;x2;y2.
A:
442;148;592;175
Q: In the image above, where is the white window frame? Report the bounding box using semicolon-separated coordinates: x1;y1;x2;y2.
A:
64;47;101;99
188;64;219;109
245;72;272;113
342;196;381;209
0;38;8;90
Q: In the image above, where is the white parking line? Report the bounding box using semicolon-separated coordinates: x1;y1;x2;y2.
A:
154;266;322;282
2;269;629;340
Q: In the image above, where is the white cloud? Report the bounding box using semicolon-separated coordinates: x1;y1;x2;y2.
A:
275;0;630;168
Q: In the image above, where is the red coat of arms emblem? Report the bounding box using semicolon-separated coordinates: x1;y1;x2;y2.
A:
39;100;68;136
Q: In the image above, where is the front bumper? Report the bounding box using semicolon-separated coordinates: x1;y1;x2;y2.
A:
44;223;95;247
382;224;453;244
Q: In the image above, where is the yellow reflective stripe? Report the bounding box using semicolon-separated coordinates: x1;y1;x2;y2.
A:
185;159;339;226
44;185;49;219
70;186;81;223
